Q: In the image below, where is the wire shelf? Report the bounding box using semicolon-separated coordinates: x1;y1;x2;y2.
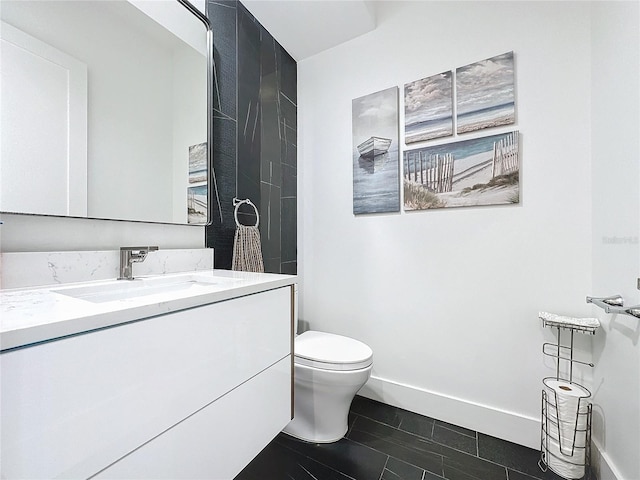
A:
541;318;598;335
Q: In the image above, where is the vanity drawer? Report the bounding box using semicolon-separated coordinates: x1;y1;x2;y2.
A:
94;355;292;479
1;286;292;479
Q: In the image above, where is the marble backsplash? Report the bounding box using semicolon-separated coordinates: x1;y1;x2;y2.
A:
0;248;214;289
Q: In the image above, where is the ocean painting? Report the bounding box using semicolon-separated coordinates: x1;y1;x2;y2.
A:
187;184;207;224
352;86;400;215
189;142;207;183
403;130;520;210
405;71;453;144
456;52;515;134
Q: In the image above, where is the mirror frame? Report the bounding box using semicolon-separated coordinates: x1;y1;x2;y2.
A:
177;0;217;227
0;0;215;226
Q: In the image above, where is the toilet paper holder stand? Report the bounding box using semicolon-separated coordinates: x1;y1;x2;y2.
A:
539;322;595;480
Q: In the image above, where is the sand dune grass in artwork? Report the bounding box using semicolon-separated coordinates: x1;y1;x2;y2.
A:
403;178;446;209
461;171;519;195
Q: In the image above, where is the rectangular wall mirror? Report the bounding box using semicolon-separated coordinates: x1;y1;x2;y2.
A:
0;0;209;225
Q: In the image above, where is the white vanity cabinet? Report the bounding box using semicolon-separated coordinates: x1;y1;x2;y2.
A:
0;285;294;479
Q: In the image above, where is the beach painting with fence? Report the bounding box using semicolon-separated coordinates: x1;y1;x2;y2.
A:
352;86;400;215
403;131;520;210
456;52;515;134
405;71;453;144
187;184;208;224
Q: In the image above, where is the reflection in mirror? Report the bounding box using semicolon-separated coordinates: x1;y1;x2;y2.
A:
0;0;208;224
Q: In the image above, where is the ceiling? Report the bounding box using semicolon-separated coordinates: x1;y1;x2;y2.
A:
241;0;377;61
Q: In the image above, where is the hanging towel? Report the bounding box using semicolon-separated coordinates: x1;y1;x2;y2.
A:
231;199;264;273
539;311;600;330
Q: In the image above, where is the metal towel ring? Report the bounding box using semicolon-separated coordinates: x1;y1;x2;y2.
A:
233;198;259;228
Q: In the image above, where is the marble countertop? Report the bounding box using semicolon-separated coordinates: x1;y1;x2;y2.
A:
0;270;296;351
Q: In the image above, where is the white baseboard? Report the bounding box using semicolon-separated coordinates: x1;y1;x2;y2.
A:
358;375;540;450
592;439;622;480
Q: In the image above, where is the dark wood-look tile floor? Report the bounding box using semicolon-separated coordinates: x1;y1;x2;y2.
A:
235;396;590;480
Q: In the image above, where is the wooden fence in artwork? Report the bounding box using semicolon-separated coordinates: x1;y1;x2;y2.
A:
492;131;519;178
404;152;454;193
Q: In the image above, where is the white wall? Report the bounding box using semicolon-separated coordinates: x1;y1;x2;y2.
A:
299;1;596;450
0;213;204;253
590;2;640;479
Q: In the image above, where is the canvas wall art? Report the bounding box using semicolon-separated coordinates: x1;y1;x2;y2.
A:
189;142;207;183
352;86;400;215
403;130;519;210
404;71;453;144
456;52;515;134
187;184;207;224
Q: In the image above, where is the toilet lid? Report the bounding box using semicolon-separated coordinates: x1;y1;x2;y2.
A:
294;331;373;371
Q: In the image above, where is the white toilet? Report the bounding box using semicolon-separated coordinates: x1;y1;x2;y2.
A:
283;329;373;443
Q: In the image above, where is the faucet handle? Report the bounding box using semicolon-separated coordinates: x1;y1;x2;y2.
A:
120;246;159;252
125;246;159;263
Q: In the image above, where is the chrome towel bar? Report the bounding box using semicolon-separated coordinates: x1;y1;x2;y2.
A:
586;295;640;318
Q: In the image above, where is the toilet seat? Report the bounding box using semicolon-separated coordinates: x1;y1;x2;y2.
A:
294;331;373;371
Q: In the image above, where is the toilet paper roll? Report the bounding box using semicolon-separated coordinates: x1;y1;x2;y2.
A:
545;436;586;479
543;379;590;479
544;380;590;452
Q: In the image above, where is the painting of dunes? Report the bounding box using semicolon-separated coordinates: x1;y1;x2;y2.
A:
187;184;207;224
456;52;515;134
403;131;520;210
405;71;453;144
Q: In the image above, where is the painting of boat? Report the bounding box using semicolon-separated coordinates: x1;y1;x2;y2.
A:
352;86;400;215
357;136;392;158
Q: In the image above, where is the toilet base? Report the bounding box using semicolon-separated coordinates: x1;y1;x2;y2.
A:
283;361;372;443
282;426;347;444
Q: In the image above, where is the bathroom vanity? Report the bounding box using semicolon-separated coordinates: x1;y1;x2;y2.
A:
0;270;295;479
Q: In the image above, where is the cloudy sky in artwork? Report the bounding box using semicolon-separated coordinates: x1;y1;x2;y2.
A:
456;52;514;114
404;72;452;125
352;86;399;144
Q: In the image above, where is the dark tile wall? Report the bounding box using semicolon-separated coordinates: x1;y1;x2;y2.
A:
205;1;297;274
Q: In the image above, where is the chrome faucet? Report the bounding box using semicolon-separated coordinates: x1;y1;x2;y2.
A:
118;246;159;280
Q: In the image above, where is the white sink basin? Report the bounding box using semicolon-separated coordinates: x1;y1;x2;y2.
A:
52;274;238;303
